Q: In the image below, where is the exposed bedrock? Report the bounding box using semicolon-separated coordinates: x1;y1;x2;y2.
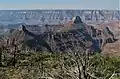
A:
3;16;118;53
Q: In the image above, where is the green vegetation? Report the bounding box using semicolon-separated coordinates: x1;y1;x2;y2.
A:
0;52;120;79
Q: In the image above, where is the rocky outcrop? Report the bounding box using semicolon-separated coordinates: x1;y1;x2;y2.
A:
96;21;120;39
1;16;118;53
72;16;83;24
100;21;120;56
19;16;117;53
22;25;54;53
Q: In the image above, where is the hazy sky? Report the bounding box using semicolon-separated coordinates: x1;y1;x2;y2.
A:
0;0;119;10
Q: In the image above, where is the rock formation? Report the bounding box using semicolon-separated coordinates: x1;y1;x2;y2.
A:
72;16;83;24
22;25;53;53
1;16;118;53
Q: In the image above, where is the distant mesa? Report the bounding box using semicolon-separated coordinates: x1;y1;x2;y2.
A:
72;16;83;24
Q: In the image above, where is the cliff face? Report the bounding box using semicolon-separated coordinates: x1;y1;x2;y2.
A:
0;10;119;37
0;10;119;25
1;16;118;54
7;16;116;53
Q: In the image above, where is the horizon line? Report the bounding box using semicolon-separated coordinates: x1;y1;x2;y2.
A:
0;8;119;10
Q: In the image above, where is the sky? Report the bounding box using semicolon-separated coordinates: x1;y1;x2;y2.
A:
0;0;119;10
